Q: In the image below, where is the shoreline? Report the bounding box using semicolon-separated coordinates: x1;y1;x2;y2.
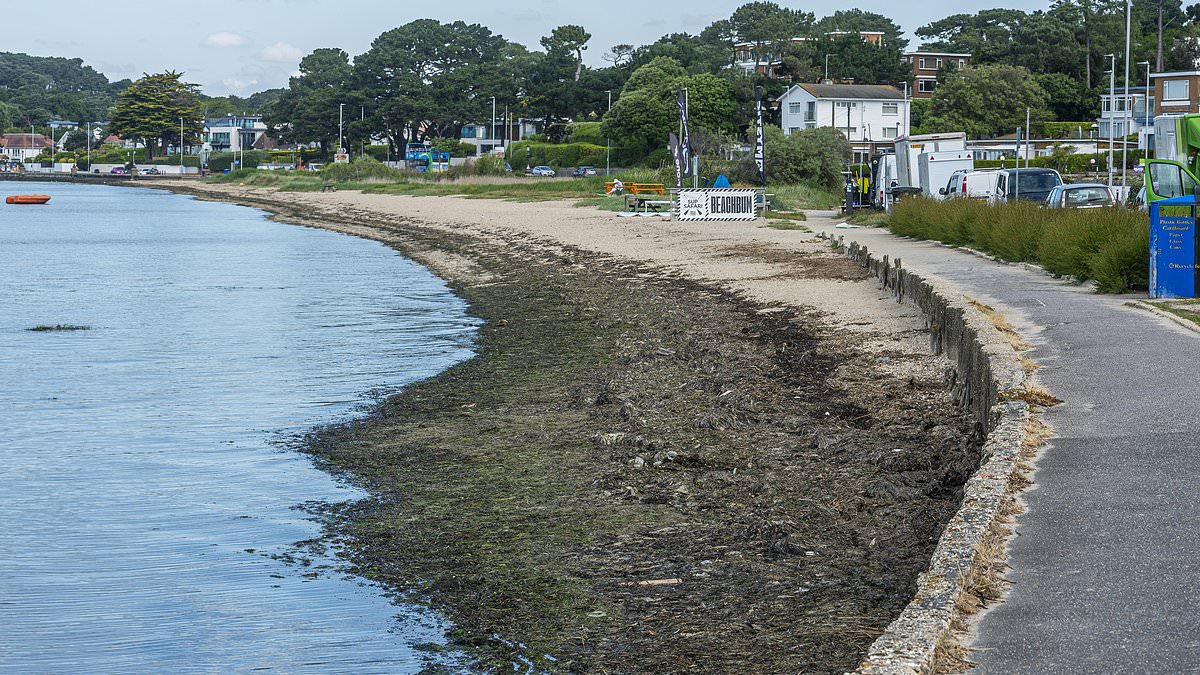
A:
149;181;983;671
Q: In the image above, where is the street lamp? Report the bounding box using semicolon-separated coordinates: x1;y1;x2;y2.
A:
180;117;184;171
338;103;345;156
490;96;496;155
1138;60;1152;128
1105;54;1115;187
825;54;831;81
1122;0;1131;190
605;89;612;176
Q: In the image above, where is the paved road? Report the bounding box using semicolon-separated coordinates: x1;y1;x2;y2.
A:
806;215;1200;673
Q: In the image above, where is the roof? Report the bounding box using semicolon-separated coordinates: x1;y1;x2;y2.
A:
793;83;905;100
1150;71;1200;78
0;133;53;148
905;51;972;58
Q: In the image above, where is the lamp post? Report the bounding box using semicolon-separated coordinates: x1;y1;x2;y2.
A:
360;106;365;158
338;103;345;156
605;89;612;176
825;54;831;81
1122;0;1131;190
180;117;184;171
490;96;496;155
1105;54;1115;187
86;121;91;173
1139;59;1152;132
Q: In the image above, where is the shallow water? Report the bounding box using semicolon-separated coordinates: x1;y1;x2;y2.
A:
0;183;479;672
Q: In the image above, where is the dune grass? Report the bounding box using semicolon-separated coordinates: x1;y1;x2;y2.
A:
888;197;1149;293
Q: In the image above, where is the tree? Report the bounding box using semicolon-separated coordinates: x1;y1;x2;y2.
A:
730;2;814;71
815;9;909;50
603;44;635;68
755;125;850;189
1035;72;1100;122
922;64;1053;137
541;25;591;81
108;71;202;159
782;33;913;85
266;48;353;157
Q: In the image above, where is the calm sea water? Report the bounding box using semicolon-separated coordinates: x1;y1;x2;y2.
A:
0;183;479;672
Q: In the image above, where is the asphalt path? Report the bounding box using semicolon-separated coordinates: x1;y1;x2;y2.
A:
806;214;1200;673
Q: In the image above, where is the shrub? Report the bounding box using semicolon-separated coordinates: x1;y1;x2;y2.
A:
889;197;1149;292
507;141;607;168
320;156;403;182
567;122;604;145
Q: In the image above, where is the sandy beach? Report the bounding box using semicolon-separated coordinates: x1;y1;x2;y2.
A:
154;181;981;672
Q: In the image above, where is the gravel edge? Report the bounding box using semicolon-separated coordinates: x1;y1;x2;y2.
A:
822;235;1032;674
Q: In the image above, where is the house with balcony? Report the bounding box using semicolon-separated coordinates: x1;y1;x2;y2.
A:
1097;85;1155;150
902;51;971;98
777;83;909;162
203;114;267;154
0;133;54;162
734;31;887;77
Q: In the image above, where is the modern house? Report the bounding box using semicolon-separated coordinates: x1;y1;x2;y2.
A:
1097;85;1155;150
902;51;971;98
734;31;887;77
776;83;909;162
203;114;267;154
0;133;54;161
460;120;539;155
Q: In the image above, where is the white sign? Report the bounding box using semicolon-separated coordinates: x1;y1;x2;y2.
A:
675;188;759;221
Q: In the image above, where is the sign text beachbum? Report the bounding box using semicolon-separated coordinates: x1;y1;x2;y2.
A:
675;188;759;221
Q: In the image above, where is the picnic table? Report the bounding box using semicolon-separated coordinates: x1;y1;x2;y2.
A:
606;181;665;196
624;193;672;212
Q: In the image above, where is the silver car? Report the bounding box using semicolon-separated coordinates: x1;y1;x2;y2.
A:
1044;183;1114;209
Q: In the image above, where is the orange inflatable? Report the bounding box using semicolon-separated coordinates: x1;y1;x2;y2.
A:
6;194;51;204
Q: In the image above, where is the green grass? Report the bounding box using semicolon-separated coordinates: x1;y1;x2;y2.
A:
767;183;841;210
1150;300;1200;327
888;197;1149;293
846;210;889;227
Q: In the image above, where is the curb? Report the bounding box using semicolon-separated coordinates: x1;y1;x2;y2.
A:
820;234;1032;674
1126;300;1200;336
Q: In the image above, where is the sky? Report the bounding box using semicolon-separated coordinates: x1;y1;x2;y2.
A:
9;0;1050;96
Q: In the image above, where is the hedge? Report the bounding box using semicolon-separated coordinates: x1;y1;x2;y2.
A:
506;141;607;168
888;197;1148;293
974;149;1146;174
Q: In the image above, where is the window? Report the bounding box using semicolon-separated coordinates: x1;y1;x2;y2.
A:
788;127;801;135
1165;79;1190;100
959;59;966;68
805;101;816;121
1149;161;1197;198
919;57;930;69
919;79;937;93
882;102;899;115
788;102;803;114
882;126;898;139
805;122;816;129
835;101;857;108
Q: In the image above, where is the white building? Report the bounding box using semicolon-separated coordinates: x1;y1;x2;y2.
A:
0;133;54;161
776;83;910;162
1097;85;1156;150
203;114;267;154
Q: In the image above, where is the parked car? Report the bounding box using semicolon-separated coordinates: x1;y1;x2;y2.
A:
940;169;998;200
136;166;160;175
531;165;556;177
572;166;598;177
110;166;128;175
989;168;1063;204
1044;183;1114;209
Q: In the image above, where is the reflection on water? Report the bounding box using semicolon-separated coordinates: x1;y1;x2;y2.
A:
0;183;478;672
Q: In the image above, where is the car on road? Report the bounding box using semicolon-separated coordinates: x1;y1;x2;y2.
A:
940;169;998;200
531;165;556;177
136;166;160;175
989;168;1063;204
572;166;597;178
1044;183;1115;209
110;166;128;175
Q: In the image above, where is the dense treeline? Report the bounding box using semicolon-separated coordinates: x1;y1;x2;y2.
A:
10;0;1200;154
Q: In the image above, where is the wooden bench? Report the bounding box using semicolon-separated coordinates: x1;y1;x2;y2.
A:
606;181;666;196
625;194;672;212
321;183;337;192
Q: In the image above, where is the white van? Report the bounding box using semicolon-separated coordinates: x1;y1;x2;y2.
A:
940;169;998;200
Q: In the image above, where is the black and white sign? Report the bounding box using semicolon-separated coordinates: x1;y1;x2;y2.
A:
675;188;759;221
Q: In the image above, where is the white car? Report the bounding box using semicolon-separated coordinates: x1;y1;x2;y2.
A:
531;165;556;177
940;169;997;200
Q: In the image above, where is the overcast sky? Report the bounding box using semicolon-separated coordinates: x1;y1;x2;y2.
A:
10;0;1049;96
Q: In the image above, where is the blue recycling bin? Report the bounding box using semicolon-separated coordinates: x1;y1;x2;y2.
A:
1149;195;1198;298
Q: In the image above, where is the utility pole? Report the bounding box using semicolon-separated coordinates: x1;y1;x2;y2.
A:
1026;107;1031;168
338;103;345;156
180;117;185;172
490;96;496;155
605;90;612;176
1122;0;1131;190
361;106;365;158
1106;54;1116;187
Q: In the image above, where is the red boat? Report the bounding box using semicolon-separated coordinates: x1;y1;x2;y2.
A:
6;194;51;204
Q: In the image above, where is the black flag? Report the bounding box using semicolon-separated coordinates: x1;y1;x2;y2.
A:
677;87;692;178
669;132;682;188
754;87;766;184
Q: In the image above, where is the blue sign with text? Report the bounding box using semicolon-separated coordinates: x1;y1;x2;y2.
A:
1150;196;1198;298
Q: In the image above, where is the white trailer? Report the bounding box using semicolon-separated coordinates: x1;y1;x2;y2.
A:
919;151;975;200
893;133;968;197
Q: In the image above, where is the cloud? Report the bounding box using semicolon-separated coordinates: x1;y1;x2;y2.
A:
261;42;304;63
205;32;250;48
222;77;259;93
